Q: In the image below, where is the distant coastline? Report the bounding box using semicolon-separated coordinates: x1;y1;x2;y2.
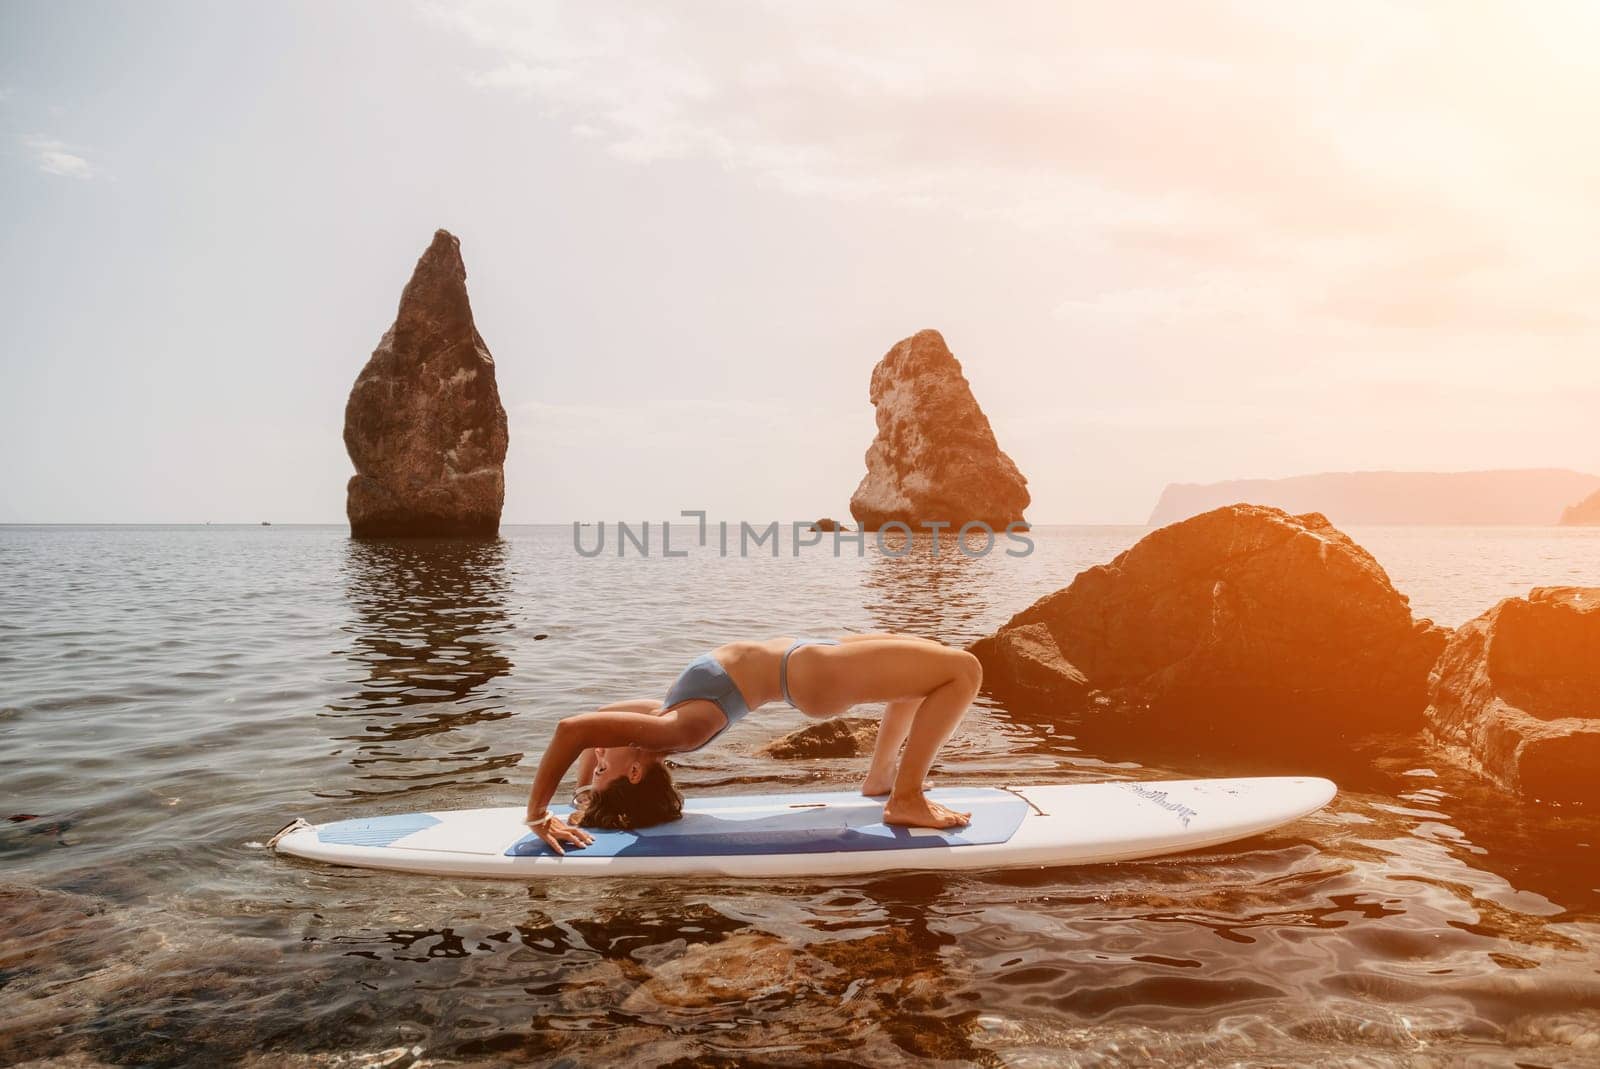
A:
1148;468;1600;526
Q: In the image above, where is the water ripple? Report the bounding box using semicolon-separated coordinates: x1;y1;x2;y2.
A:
1;523;1598;1066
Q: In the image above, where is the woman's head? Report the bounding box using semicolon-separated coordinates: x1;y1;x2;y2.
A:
573;747;683;830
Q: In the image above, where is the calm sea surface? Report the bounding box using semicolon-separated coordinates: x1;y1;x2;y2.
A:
2;524;1599;1066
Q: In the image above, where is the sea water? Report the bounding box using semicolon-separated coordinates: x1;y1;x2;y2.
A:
2;524;1598;1065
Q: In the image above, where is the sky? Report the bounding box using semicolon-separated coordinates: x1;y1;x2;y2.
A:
2;1;1598;524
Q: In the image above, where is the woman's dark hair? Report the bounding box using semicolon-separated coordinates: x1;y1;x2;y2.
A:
573;763;683;830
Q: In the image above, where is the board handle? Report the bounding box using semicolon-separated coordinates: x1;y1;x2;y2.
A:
268;817;311;851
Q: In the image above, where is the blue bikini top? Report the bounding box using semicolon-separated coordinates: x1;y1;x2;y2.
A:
663;639;841;751
663;654;750;751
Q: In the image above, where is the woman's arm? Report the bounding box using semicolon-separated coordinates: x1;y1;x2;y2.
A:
573;699;662;795
525;717;590;825
524;705;717;821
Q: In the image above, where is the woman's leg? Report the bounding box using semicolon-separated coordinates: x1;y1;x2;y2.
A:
597;699;665;713
883;660;980;828
794;638;982;828
861;696;920;796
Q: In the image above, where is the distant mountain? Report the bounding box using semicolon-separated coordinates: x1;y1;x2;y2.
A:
1148;469;1600;526
1560;488;1600;525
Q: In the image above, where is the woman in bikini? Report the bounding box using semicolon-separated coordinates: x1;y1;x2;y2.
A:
522;633;982;854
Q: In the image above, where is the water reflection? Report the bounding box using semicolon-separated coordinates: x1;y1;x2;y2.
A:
316;876;981;1064
1373;742;1600;916
323;538;520;799
860;532;1008;642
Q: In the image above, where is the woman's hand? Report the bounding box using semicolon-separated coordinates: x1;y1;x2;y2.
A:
524;812;594;856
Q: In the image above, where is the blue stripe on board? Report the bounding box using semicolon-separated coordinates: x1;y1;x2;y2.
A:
317;812;443;848
505;787;1027;859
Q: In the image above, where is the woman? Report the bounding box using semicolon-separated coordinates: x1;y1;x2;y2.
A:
522;633;982;854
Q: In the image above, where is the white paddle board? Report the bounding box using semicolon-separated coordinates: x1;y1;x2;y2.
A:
271;777;1335;880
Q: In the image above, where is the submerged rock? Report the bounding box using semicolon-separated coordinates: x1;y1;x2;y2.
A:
1560;489;1600;525
969;504;1449;750
622;932;842;1012
809;517;847;532
237;1048;428;1068
1426;587;1600;803
344;230;508;537
0;879;360;1066
0;882;105;977
758;717;879;758
848;330;1029;532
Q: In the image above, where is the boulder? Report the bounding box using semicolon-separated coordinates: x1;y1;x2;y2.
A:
622;932;842;1012
972;621;1091;707
0;880;302;1065
758;717;879;758
969;504;1449;749
848;330;1029;532
809;517;847;532
344;230;508;537
1559;489;1600;525
1425;587;1600;803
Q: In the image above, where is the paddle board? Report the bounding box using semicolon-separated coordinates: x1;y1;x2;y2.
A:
271;777;1335;879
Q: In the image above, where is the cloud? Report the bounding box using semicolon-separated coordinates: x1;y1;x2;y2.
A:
424;0;1600;338
24;136;93;179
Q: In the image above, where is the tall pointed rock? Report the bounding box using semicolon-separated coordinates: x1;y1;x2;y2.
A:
343;230;509;537
849;330;1030;531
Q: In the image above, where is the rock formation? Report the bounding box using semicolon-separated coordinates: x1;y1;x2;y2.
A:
622;932;843;1012
809;517;847;532
344;230;508;537
1;879;361;1065
1425;587;1600;803
1148;469;1600;527
758;717;879;759
1559;488;1600;525
969;505;1449;750
617;927;973;1060
849;330;1029;532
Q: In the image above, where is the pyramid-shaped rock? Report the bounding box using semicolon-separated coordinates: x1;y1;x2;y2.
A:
849;330;1029;532
344;230;508;537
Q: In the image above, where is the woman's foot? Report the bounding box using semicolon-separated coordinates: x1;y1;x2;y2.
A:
882;792;971;829
860;771;895;797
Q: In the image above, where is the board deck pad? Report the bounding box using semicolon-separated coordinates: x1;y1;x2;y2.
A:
271;777;1338;880
316;813;443;848
504;787;1027;858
